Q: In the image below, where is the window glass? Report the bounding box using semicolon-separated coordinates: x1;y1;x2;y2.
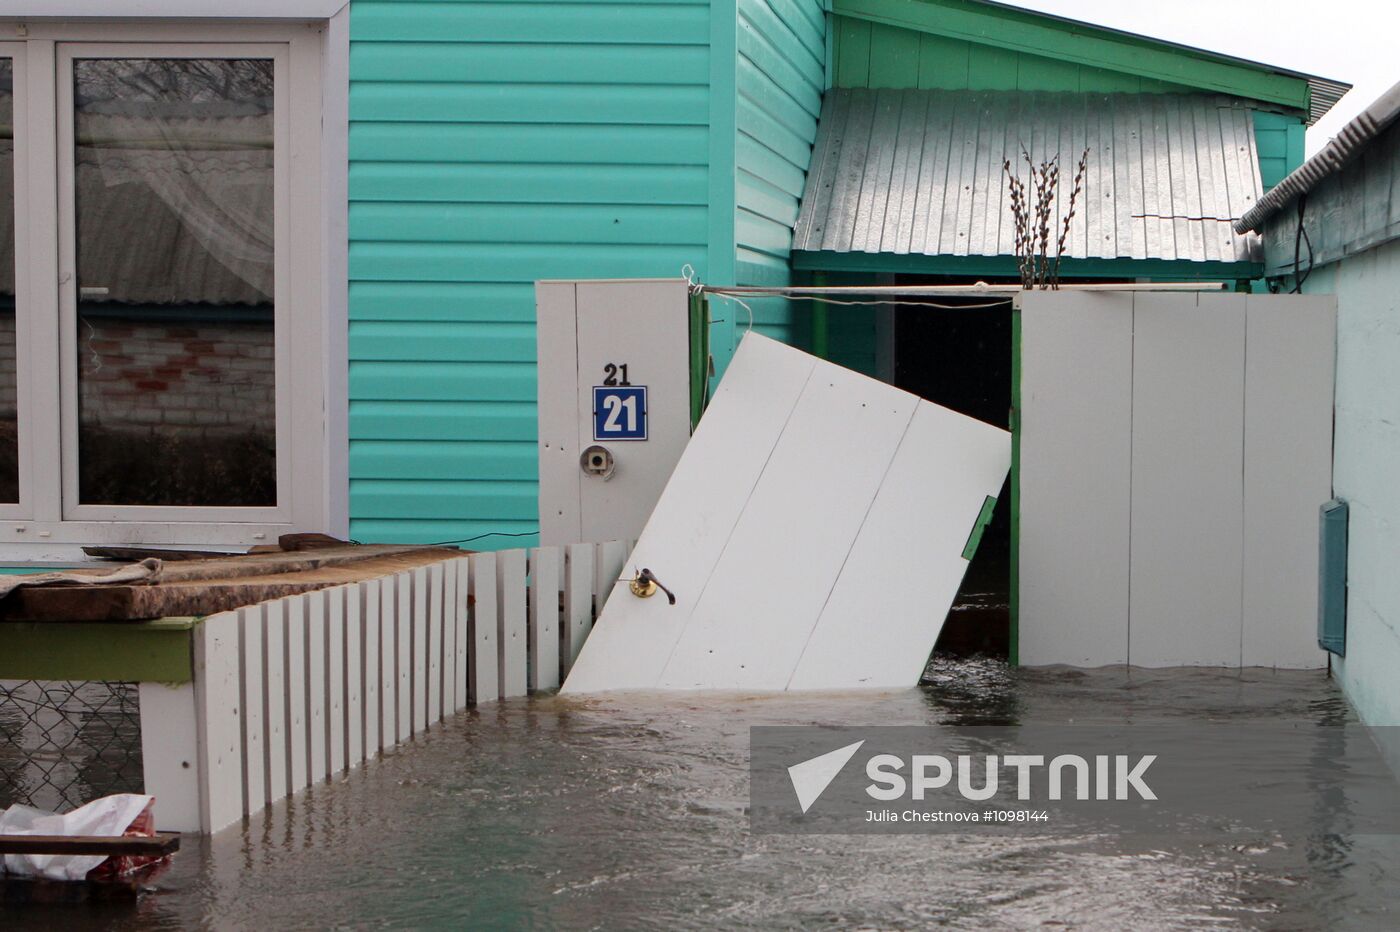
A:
73;58;275;506
0;59;16;503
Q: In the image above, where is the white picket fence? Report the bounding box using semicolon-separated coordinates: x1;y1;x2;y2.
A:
140;541;632;834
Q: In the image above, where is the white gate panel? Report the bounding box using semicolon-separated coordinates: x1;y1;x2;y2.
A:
537;279;693;547
1129;294;1246;666
565;334;1010;694
789;401;1011;689
660;364;918;690
1243;296;1335;668
561;334;815;693
1018;292;1134;666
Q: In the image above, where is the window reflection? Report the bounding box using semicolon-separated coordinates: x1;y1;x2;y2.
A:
74;58;275;506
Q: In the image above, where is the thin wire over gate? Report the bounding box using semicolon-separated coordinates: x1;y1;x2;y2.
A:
0;680;143;812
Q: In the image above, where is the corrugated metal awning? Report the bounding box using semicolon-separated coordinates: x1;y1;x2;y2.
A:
793;89;1266;267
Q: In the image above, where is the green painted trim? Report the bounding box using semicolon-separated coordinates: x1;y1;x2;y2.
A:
689;290;711;427
961;495;997;560
832;0;1310;112
707;0;739;386
0;618;197;683
1009;304;1021;666
793;249;1261;282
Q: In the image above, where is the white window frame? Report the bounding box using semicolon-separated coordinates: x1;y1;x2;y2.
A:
0;18;348;556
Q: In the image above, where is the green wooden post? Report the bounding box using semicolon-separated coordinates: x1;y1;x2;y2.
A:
812;271;830;359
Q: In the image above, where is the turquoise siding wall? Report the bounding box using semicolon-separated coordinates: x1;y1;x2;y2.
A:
831;16;1196;94
1253;110;1305;191
1303;239;1400;725
733;0;826;342
348;0;712;546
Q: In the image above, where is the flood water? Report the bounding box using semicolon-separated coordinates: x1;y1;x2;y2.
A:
6;658;1399;930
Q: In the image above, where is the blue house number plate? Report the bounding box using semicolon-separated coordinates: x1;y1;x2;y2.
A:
593;385;648;441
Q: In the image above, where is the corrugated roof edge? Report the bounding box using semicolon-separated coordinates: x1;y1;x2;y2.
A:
1236;79;1400;234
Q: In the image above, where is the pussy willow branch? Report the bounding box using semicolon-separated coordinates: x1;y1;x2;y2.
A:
1003;146;1091;289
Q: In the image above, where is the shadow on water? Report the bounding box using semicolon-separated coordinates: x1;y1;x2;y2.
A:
3;658;1396;930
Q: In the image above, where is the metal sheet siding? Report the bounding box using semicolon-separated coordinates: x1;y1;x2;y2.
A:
348;0;711;545
793;89;1265;265
734;0;825;340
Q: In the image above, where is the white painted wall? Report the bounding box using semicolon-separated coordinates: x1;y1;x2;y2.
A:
1019;291;1335;669
1309;238;1400;725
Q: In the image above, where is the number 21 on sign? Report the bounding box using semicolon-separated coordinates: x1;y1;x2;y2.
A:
593;385;648;441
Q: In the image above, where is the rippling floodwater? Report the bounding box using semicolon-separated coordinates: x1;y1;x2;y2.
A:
5;658;1399;930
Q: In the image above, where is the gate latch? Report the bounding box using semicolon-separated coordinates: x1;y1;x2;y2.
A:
629;567;676;605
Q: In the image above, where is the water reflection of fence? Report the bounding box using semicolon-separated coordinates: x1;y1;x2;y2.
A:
143;541;630;834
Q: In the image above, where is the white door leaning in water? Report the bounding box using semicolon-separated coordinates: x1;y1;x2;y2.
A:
562;333;1012;693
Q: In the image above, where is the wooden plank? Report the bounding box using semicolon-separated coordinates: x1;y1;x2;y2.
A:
396;571;413;740
529;546;561;691
442;559;458;715
380;576;397;748
1018;291;1135;666
1242;295;1336;668
0;833;180;857
361;578;381;758
138;683;200;832
789;402;1010;689
327;587;346;775
345;582;364;770
561;543;593;677
593;540;627;615
262;600;288;804
562;334;813;693
1130;293;1246;666
468;552;499;703
151;544;455;584
306;591;328;786
237;604;266;815
427;563;444;723
497;549;528;698
411;567;429;734
2;549;463;623
658;352;919;690
284;595;309;792
82;545;231;561
195;611;243;833
453;558;470;709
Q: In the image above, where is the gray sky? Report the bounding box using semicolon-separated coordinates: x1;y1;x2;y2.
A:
1011;0;1396;156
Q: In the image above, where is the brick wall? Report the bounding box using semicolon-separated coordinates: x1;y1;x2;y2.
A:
77;314;274;436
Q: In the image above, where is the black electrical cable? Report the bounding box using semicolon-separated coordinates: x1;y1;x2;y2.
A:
424;531;540;547
1291;193;1314;294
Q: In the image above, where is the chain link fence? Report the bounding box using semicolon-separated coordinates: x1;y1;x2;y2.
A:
0;680;144;812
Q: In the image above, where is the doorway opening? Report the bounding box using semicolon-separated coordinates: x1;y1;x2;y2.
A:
886;276;1015;656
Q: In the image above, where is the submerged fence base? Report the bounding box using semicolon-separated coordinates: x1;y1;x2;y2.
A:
130;541;628;833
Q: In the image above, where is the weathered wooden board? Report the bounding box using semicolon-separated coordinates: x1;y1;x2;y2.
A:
0;833;180;857
1;548;463;622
